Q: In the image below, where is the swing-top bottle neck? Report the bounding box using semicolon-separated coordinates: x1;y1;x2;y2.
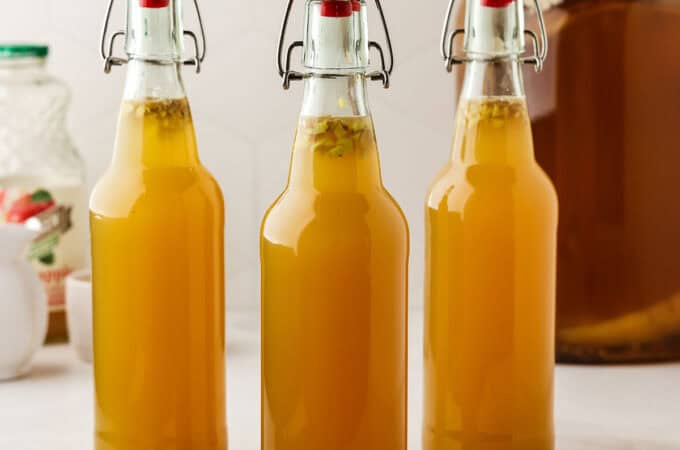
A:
453;0;534;165
122;0;186;101
112;0;198;169
458;0;529;100
125;0;184;63
291;74;382;192
463;0;526;60
299;0;373;114
289;1;383;191
302;0;370;76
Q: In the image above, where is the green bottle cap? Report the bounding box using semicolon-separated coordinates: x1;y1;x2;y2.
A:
0;45;49;59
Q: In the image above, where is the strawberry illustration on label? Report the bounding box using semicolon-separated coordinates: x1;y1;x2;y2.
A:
0;182;86;312
6;189;56;224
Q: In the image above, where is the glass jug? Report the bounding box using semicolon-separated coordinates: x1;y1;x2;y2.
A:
0;45;87;343
524;0;680;363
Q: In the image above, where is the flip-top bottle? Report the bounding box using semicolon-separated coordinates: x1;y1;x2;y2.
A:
261;1;408;449
424;1;556;449
91;1;226;449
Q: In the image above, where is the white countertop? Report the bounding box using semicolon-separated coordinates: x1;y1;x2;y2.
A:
1;310;679;450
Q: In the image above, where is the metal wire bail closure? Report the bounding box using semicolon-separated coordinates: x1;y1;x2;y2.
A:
277;0;395;90
100;0;207;74
440;0;548;72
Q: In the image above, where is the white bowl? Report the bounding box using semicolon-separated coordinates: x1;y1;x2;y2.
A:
65;269;92;363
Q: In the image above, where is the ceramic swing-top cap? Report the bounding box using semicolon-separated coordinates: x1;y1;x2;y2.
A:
303;0;370;72
463;0;526;57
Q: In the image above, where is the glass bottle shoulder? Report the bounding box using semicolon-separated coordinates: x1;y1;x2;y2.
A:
262;185;408;250
262;112;407;244
428;96;556;212
90;159;223;220
426;152;557;215
91;96;222;219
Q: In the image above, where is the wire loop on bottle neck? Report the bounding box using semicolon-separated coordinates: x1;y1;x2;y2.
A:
440;0;548;72
100;0;207;74
277;0;394;90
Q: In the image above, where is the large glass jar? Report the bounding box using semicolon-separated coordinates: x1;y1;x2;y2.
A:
0;45;87;343
523;0;680;362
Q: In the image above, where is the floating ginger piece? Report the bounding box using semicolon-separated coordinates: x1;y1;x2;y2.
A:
123;98;191;128
300;116;372;158
466;97;525;128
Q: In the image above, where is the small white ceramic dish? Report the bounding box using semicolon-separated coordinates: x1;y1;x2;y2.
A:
0;224;48;381
65;269;92;363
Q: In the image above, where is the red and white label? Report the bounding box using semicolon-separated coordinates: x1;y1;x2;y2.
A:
0;180;88;312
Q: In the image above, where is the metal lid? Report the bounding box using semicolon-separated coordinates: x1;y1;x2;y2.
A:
0;45;49;59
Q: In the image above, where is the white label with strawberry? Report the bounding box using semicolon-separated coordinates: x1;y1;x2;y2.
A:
0;176;88;312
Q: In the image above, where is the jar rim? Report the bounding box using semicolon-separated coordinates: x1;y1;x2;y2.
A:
0;44;49;60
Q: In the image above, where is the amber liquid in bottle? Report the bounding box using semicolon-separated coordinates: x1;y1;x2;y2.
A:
261;108;408;450
525;0;680;362
91;97;226;450
425;94;557;450
262;3;408;448
425;0;557;445
90;1;226;448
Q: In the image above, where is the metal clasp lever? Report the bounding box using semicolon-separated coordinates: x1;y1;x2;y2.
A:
100;0;207;74
277;0;395;90
440;0;548;72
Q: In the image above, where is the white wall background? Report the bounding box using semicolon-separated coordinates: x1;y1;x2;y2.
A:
0;0;457;310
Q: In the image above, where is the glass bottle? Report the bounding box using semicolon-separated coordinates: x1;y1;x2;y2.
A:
0;45;87;343
261;1;408;449
91;1;226;449
523;0;680;363
424;1;556;450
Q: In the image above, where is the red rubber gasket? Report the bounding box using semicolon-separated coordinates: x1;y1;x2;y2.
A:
480;0;515;7
140;0;169;8
320;1;353;17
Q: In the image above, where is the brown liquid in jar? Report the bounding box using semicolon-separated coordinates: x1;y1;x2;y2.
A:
524;0;680;362
46;310;68;343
